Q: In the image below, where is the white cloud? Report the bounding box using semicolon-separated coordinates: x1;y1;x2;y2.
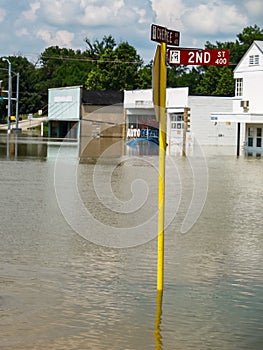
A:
36;29;74;47
1;0;263;62
0;8;6;22
182;2;248;35
16;28;29;37
22;1;40;22
245;0;263;18
151;0;185;30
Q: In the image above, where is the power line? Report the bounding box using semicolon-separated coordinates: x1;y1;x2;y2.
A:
39;55;144;65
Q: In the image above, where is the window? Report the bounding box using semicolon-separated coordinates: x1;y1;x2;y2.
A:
235;78;243;97
248;127;253;147
256;128;262;148
170;113;184;129
249;55;259;65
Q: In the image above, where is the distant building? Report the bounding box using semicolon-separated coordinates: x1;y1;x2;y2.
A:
48;86;81;139
49;40;263;159
80;90;124;161
48;87;124;159
211;40;263;156
124;88;234;156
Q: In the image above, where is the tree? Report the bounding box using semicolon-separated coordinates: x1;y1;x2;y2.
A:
0;55;37;116
85;39;144;90
167;66;203;94
195;66;235;96
205;25;263;67
84;35;116;58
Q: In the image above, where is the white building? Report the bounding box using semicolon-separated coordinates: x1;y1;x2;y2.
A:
211;40;263;156
124;88;234;156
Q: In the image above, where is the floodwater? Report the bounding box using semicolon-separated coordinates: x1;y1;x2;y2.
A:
0;135;263;350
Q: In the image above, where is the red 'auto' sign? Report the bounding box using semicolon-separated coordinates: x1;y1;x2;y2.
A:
168;49;230;66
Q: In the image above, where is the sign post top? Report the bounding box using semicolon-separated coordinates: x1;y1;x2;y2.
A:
151;24;180;46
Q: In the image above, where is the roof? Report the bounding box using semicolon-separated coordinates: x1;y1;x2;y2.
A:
254;40;263;54
234;40;263;73
82;90;124;105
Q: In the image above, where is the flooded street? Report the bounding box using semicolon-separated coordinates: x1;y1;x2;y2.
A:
0;136;263;349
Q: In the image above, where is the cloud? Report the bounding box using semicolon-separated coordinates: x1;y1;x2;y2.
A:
36;29;75;47
1;0;263;63
245;0;263;18
151;0;185;30
21;1;40;22
0;8;6;22
182;1;248;36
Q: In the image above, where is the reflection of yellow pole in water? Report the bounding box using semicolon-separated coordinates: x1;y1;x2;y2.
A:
157;42;167;292
154;290;163;349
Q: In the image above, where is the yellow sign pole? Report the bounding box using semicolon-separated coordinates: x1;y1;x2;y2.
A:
157;42;167;292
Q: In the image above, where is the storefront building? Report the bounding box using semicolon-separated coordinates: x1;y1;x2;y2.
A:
124;88;233;156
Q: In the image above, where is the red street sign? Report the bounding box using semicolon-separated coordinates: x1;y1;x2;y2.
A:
168;49;230;66
151;24;180;46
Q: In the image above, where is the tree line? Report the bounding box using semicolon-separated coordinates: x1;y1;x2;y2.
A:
0;25;262;119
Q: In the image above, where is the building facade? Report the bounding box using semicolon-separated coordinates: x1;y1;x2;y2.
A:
211;40;263;156
124;88;234;156
48;87;124;159
48;86;81;139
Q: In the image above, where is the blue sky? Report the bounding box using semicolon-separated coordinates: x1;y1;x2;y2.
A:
0;0;263;64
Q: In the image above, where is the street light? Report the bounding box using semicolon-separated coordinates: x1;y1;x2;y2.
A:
2;57;12;134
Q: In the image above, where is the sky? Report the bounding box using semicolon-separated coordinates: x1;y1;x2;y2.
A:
0;0;263;64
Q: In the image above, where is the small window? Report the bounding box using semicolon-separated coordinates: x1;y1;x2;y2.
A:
235;78;243;97
170;113;184;130
249;55;259;65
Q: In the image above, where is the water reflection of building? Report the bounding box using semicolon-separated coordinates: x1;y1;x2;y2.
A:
0;135;47;160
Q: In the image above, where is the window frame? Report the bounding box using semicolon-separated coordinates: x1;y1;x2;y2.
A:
235;78;243;97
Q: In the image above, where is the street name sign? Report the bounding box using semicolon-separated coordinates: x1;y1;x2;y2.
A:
168;49;230;66
151;24;180;46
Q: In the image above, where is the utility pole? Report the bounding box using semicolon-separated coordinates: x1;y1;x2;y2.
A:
15;73;20;129
2;58;12;134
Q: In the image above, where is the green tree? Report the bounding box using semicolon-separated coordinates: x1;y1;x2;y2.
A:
85;39;144;90
167;66;203;94
214;67;235;96
205;25;263;67
137;63;152;89
195;66;234;96
0;55;37;116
